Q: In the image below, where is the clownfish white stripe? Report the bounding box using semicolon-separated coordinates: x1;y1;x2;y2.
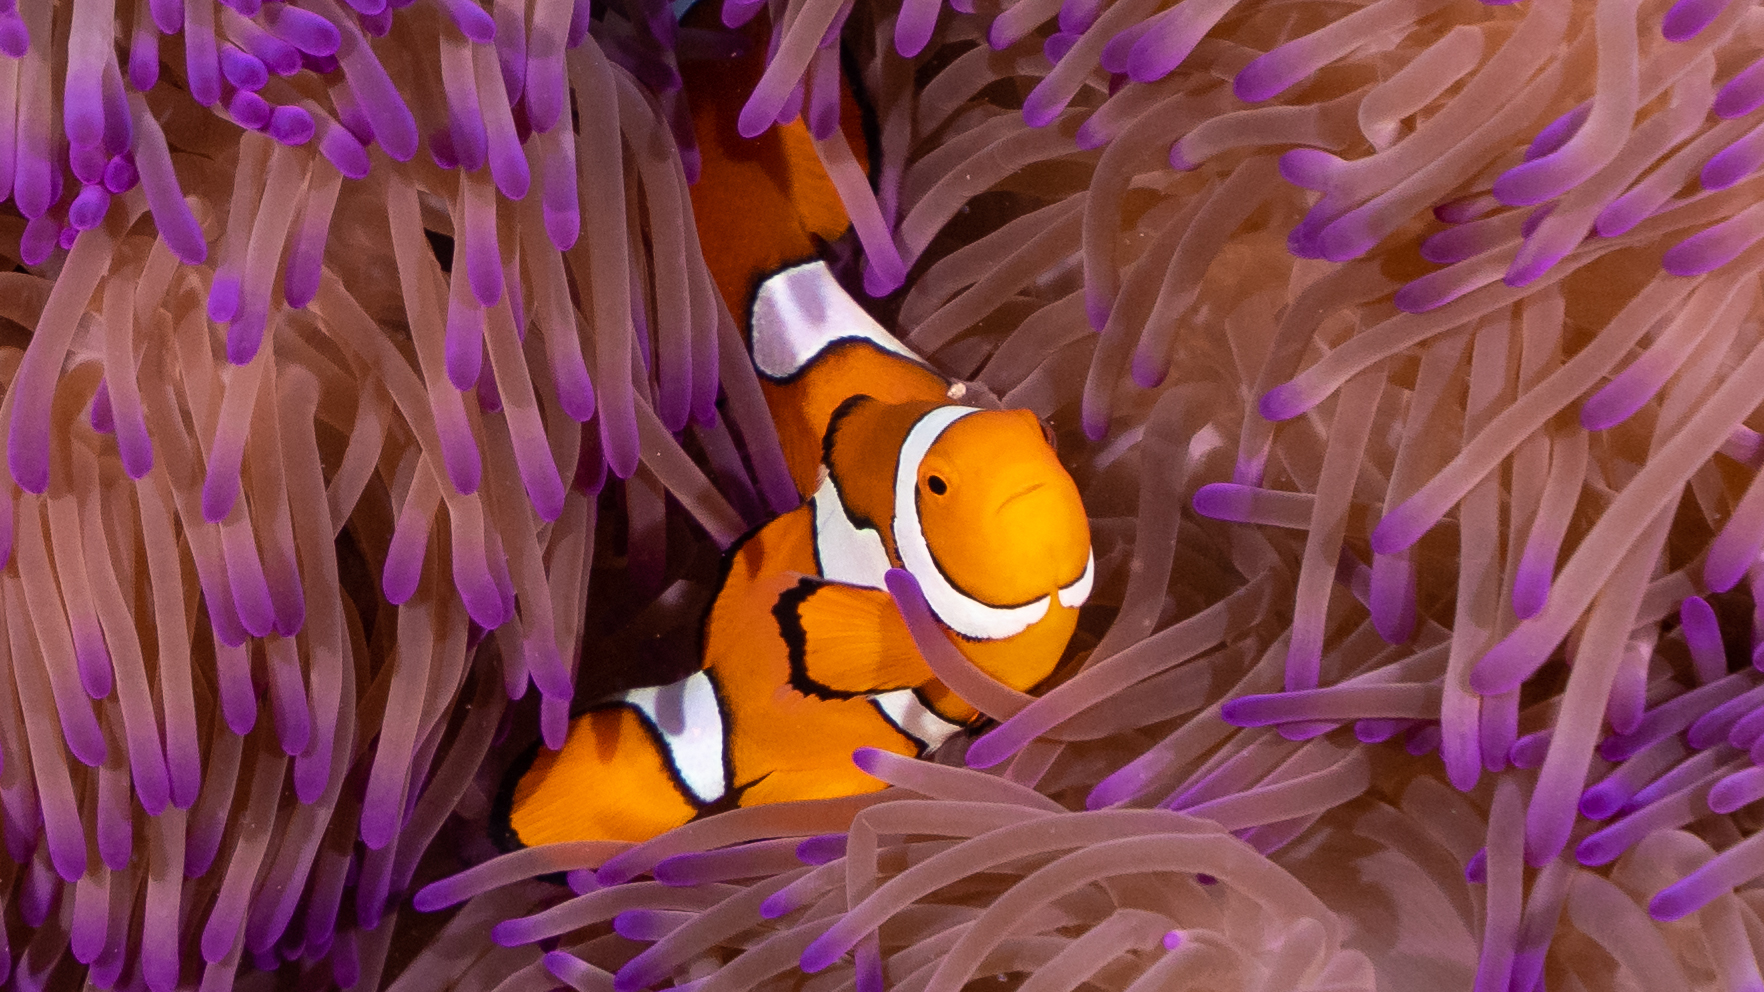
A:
894;406;1053;641
811;474;892;590
750;262;919;379
871;689;965;752
622;671;728;805
1058;550;1095;609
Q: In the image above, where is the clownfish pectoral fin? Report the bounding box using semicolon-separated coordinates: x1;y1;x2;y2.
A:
500;673;730;847
750;262;920;381
773;576;937;698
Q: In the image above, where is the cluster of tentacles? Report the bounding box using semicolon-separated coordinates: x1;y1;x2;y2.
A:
2;0;1764;990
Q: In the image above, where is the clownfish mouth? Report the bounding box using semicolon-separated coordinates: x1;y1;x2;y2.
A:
996;481;1045;510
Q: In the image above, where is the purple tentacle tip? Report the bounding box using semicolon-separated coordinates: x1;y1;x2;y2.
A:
1702;147;1758;193
271;6;343;56
1036;20;1078;58
736;93;777;140
1217;697;1251;727
1464;847;1487;883
1278;148;1338;191
103;154;139;194
1648;883;1701;922
1662;0;1729;41
1511;567;1548;620
1468;638;1526;697
1073;117;1111;151
796;833;846;865
1129;351;1167;389
227;309;268;365
268;105;316;146
411;882;449;913
1232;53;1294;103
1714;62;1764;119
1392;279;1442;314
320;126;371;179
800;935;842;975
208;274;242;324
445;0;497;42
1084;291;1111;332
1020;79;1066;129
1580;379;1646;432
759;891;796;919
1081;404;1109;443
1526;105;1587;162
1255;383;1307;422
220;46;269;91
1490;158;1562;208
68;186;109;231
613;958;658;992
90;380;115;434
1663;221;1760;278
76;639;112;699
894;0;937;58
0;14;26;58
1098;22;1148;73
963;731;1011;770
545;952;597;987
849;746;883;774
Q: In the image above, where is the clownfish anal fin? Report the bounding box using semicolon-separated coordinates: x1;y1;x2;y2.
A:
773;576;935;699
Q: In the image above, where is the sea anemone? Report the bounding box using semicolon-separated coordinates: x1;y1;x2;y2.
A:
3;0;1764;990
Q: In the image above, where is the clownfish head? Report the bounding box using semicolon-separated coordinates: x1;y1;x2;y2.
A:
914;408;1090;608
888;405;1093;647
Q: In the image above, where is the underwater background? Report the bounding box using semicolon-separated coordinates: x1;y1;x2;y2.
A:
0;0;1762;989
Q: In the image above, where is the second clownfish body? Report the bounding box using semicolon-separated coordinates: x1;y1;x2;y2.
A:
502;262;1094;847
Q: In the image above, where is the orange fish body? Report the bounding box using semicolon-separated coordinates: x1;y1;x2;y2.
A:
503;264;1094;848
499;13;1091;850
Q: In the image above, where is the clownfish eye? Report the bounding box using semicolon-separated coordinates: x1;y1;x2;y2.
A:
926;475;948;495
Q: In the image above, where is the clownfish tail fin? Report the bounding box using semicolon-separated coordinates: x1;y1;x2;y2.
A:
499;672;731;847
680;3;873;324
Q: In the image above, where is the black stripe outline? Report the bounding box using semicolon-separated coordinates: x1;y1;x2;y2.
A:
866;687;970;756
626;672;733;809
749;330;944;388
775;576;868;701
489;683;733;856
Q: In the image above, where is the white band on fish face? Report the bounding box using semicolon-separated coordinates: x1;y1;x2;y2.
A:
893;406;1052;641
1058;550;1095;609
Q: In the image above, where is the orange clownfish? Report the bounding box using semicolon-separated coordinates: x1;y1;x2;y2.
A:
499;262;1094;847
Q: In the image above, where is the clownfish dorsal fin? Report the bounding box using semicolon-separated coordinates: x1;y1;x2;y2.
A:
773;576;936;698
750;262;918;380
